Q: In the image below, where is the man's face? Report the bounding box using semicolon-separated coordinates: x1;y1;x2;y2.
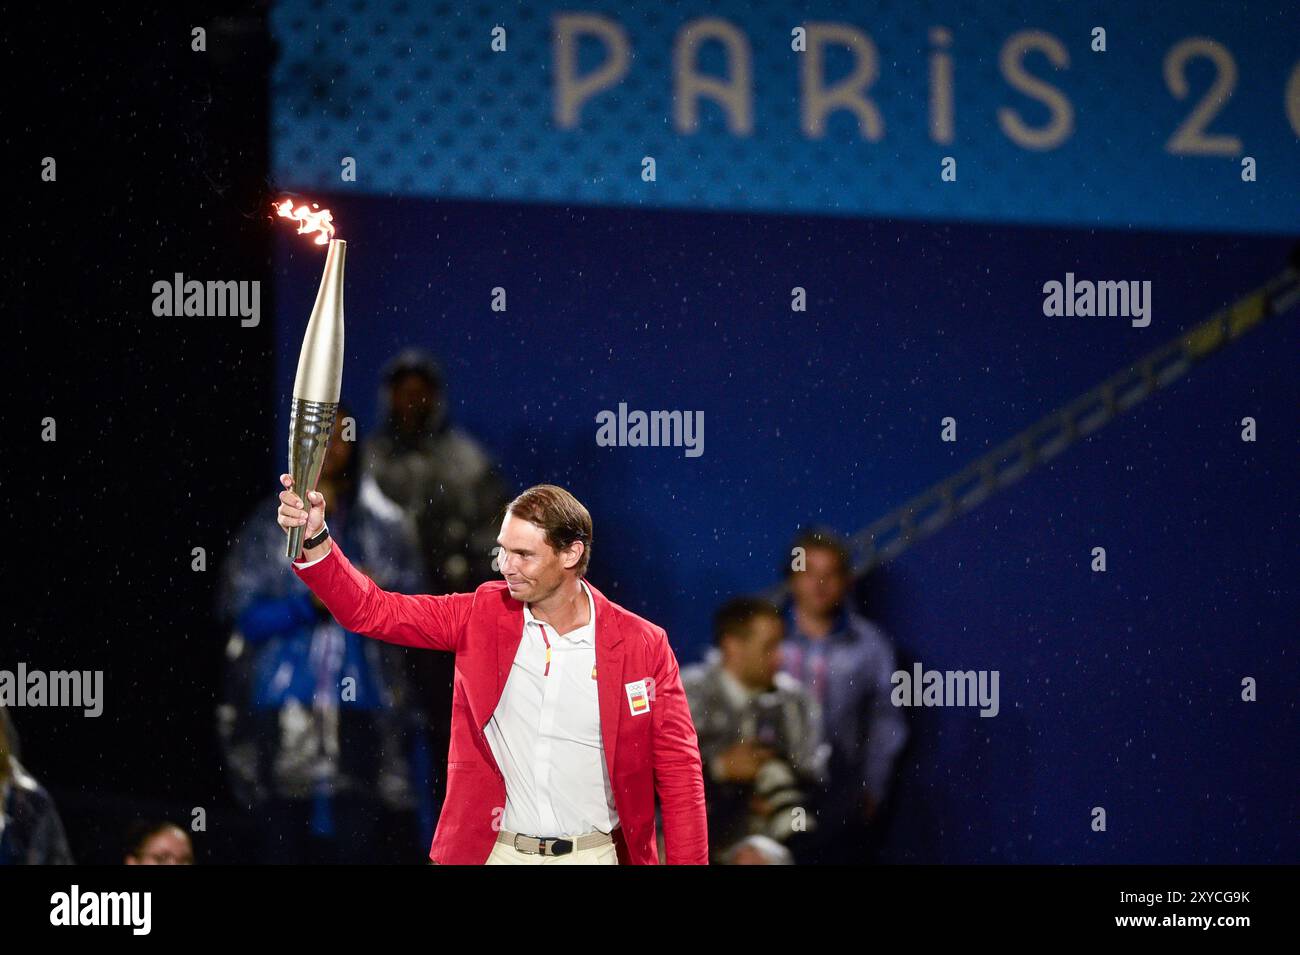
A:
391;372;437;433
724;614;785;688
496;512;580;603
126;827;193;865
790;546;850;617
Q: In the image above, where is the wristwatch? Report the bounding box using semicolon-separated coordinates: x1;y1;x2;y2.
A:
303;523;331;551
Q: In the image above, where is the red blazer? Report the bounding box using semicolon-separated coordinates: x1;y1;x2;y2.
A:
292;541;709;865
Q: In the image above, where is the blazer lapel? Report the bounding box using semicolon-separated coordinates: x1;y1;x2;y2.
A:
470;592;523;739
493;607;524;716
587;581;626;775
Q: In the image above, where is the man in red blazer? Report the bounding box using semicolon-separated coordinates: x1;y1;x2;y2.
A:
276;476;708;865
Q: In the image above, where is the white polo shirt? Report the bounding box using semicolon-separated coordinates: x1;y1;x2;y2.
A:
486;579;618;837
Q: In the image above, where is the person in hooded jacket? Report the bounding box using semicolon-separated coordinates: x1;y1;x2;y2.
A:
361;348;511;596
360;349;513;819
217;402;433;863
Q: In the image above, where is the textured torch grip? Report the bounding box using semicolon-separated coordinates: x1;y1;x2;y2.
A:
285;398;339;559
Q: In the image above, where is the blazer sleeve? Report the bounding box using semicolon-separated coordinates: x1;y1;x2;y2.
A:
649;628;710;865
291;539;473;652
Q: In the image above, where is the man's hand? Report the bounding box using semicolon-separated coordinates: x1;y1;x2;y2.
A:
277;473;330;560
715;741;776;783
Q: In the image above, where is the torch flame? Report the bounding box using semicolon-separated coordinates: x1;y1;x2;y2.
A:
273;198;336;245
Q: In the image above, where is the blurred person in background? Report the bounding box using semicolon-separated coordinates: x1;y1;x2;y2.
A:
682;597;827;864
124;820;193;864
361;348;510;595
217;401;433;863
361;349;512;819
0;706;74;864
781;527;909;862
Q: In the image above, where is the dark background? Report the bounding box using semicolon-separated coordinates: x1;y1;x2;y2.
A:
6;5;1296;864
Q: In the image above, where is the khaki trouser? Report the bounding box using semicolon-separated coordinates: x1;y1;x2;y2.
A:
485;833;619;866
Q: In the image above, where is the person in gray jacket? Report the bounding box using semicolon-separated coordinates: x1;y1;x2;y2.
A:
681;597;829;864
359;350;513;827
361;348;511;595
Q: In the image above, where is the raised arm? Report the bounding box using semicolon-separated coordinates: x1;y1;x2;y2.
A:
278;474;472;652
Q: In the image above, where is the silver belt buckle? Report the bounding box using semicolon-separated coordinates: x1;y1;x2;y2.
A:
512;832;540;855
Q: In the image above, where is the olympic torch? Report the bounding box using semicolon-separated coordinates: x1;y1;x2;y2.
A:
274;199;345;560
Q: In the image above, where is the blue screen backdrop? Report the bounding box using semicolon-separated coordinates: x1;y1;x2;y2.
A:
268;1;1298;863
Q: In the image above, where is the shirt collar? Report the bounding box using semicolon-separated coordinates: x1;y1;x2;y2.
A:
784;602;851;645
523;579;596;646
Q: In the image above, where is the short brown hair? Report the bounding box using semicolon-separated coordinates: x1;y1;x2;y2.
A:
506;484;593;576
713;596;782;647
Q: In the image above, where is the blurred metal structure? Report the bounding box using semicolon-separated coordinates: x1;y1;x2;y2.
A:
767;249;1300;598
